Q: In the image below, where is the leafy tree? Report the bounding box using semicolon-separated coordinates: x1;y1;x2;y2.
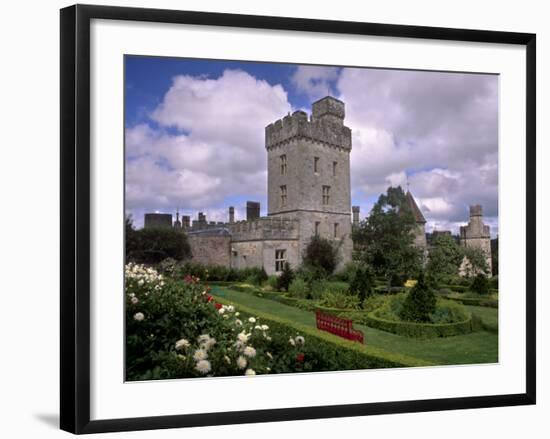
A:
399;273;436;322
426;234;463;284
302;234;339;276
470;273;490;295
276;262;294;292
352;186;422;282
349;263;375;305
125;216;192;264
461;247;489;277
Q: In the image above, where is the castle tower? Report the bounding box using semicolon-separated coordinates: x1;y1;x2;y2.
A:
265;96;353;268
228;206;235;224
352;206;360;226
405;190;428;257
459;204;492;276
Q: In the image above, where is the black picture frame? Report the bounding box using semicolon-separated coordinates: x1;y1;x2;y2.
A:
60;4;536;434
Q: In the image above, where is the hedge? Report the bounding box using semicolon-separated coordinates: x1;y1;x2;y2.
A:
213;296;432;369
442;295;498;309
346;310;481;339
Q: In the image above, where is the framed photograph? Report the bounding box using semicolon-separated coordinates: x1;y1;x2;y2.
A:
60;4;536;434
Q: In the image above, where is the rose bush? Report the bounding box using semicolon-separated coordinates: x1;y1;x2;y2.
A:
126;264;309;380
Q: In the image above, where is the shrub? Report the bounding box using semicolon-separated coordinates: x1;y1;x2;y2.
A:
276;262;294;292
362;311;475;338
332;262;359;282
126;227;192;264
470;273;490;295
490;275;499;290
319;291;360;309
349;263;375;304
388;271;407;287
266;275;278;290
429;299;470;324
288;277;309;298
399;274;436;322
303;235;339;276
244;267;268;286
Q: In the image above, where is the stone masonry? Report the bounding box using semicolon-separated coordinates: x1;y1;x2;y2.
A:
266;96;353;269
459;205;493;276
150;96;354;275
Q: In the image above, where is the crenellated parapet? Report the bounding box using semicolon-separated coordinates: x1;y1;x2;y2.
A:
265;98;352;151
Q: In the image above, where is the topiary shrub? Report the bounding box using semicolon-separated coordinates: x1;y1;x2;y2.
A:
349;263;375;305
276;262;294;292
303;235;339;276
399;274;436;322
470;273;490;295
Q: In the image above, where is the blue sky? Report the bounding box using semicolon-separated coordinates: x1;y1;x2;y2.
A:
125;55;499;236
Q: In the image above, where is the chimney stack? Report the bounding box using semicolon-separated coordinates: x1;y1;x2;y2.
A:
229;206;235;224
246;201;260;221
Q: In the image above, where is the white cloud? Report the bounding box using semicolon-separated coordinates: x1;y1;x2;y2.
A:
336;67;498;235
291;66;340;101
126;69;291;226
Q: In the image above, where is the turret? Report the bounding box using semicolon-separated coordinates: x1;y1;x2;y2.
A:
352;206;360;225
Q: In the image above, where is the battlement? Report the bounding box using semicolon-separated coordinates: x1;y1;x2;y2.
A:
229;216;299;242
265;98;351;150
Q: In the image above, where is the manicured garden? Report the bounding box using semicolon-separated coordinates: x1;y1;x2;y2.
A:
210;285;498;366
125;187;498;379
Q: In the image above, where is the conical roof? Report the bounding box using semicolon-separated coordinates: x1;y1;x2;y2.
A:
405;190;426;224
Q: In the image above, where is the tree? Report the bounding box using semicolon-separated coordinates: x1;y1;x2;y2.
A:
276;262;294;292
460;247;489;277
302;234;339;276
399;273;436;322
349;263;375;305
125;216;192;264
426;234;463;284
352;186;422;281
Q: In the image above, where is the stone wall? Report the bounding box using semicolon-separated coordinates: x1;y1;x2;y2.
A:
230;239;300;275
229;217;299;242
188;234;231;267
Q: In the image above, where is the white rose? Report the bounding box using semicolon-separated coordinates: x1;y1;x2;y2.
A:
133;312;144;321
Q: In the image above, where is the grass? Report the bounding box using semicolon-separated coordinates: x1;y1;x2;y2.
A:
212;286;499;366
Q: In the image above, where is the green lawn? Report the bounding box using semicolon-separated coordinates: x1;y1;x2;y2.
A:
212;286;499;366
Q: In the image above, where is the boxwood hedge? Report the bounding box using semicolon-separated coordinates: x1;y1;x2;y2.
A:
213;297;432;369
356;311;481;338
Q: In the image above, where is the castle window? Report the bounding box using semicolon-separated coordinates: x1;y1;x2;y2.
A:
314;156;319;173
275;249;286;272
280;154;287;175
322;185;331;205
334;223;339;238
315;221;320;235
333;161;337;176
280;185;287;207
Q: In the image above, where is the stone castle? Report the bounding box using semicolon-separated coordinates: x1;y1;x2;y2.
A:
143;96;493;276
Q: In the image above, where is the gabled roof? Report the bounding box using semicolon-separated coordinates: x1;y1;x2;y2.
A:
405;190;426;224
